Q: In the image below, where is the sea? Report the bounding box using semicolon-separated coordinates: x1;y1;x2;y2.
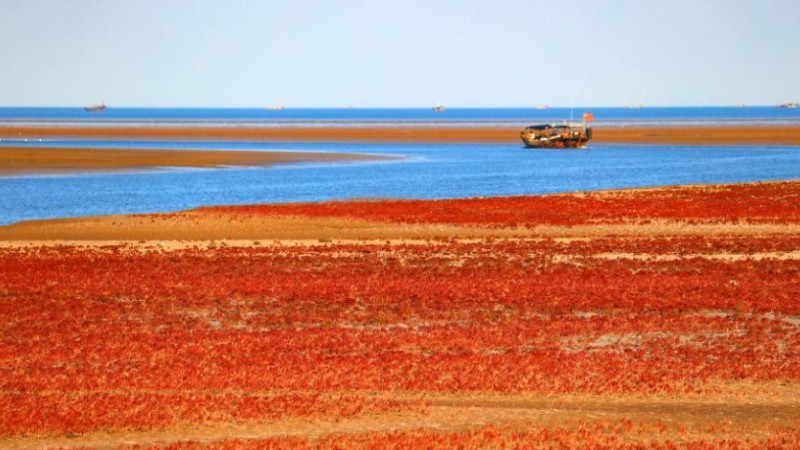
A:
1;107;799;225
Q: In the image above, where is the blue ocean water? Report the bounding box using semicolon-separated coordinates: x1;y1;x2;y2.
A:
1;106;799;125
2;107;799;225
1;138;799;225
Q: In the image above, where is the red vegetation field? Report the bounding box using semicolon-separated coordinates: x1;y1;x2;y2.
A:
202;181;800;226
2;182;800;449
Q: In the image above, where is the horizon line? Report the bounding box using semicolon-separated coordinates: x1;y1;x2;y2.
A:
0;104;795;109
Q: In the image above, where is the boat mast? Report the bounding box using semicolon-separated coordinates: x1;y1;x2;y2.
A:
569;93;574;124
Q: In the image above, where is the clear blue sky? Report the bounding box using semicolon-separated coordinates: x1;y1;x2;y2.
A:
2;0;798;107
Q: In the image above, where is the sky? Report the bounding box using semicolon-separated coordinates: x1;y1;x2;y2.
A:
1;0;799;108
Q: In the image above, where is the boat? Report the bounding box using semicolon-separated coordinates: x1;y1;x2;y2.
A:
432;104;445;112
520;122;593;149
534;105;550;110
264;105;285;111
84;103;106;112
778;102;798;109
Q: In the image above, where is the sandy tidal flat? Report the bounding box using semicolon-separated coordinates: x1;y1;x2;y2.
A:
2;182;800;449
2;124;800;145
0;146;392;175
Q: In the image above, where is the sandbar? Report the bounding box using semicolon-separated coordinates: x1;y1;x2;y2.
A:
2;124;800;145
3;181;799;243
0;146;392;176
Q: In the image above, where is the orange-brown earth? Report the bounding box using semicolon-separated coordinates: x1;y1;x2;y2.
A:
0;146;392;175
2;182;800;449
2;124;800;145
3;181;800;243
3;124;796;175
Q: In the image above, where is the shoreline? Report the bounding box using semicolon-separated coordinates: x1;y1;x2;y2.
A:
3;181;799;447
2;180;798;242
0;146;394;176
2;124;800;145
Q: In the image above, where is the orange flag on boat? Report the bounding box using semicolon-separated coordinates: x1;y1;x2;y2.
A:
583;112;594;122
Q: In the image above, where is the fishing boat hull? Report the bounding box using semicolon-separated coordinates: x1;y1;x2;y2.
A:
84;104;107;112
520;124;592;149
521;136;590;149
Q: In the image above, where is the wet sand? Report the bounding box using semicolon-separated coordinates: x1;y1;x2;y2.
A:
0;146;393;175
2;183;799;449
2;124;800;145
1;125;795;175
2;214;799;249
6;387;799;450
3;182;799;243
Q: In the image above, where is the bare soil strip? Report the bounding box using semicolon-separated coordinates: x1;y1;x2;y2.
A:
0;147;392;176
1;211;799;243
5;390;798;450
2;124;800;145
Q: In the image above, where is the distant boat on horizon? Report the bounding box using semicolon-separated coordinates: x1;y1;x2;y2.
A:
534;105;550;110
264;105;285;111
625;102;644;109
432;104;445;112
84;103;106;112
777;102;798;109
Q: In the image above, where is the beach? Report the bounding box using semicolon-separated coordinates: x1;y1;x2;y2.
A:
3;182;800;242
3;124;800;145
2;123;798;176
2;108;800;450
1;181;799;449
0;146;392;175
4;0;799;446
